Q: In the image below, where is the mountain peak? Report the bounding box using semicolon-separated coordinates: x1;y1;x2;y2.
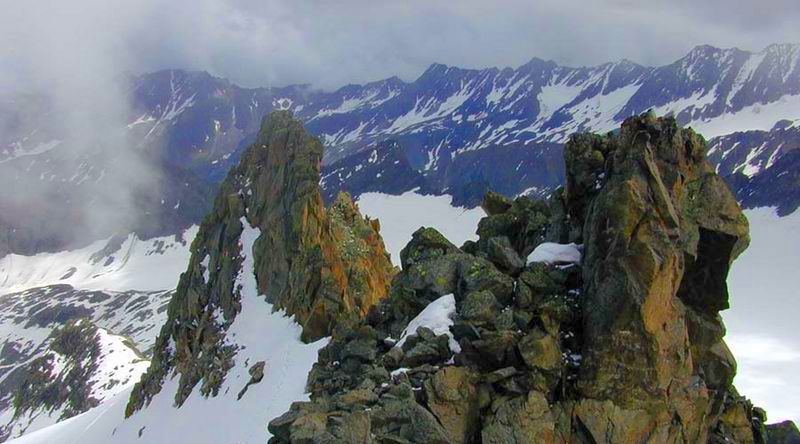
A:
125;111;394;415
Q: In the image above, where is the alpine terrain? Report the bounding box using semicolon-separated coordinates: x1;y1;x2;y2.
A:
3;44;800;257
3;111;797;443
0;43;798;444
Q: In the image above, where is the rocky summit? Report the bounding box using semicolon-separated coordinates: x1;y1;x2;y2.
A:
268;113;796;443
125;111;395;415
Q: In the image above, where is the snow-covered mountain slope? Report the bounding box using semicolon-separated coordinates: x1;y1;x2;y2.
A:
4;44;800;256
123;43;800;207
0;320;148;441
709;120;800;178
0;226;196;294
8;218;328;444
0;227;197;441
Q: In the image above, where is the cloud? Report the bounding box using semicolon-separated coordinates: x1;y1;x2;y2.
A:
725;208;800;425
0;0;161;248
0;0;797;246
2;0;798;92
727;333;800;424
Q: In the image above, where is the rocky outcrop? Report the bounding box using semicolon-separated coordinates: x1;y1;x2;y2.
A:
565;111;752;441
125;111;394;415
269;113;796;443
10;320;103;420
0;318;146;441
768;421;800;444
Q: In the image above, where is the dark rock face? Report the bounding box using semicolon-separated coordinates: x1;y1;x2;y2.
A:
269;114;794;443
9;320;102;420
0;318;145;441
725;148;800;217
566;113;753;441
768;421;800;444
125;111;394;415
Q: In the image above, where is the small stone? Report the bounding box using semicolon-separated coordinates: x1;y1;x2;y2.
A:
518;329;560;372
459;290;499;324
487;236;525;274
486;366;518;384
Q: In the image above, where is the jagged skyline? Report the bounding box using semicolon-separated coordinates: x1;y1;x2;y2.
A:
2;0;799;92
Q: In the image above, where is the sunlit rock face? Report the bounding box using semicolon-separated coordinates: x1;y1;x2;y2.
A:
270;114;788;444
126;111;394;415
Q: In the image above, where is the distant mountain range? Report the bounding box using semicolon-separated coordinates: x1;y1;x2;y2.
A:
1;43;800;255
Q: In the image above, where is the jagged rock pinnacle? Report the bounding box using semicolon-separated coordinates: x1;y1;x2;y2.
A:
125;111;394;416
269;113;789;443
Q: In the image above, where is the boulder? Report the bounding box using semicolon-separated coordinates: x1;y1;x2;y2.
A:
481;391;555;443
518;328;560;372
370;386;451;444
400;227;460;270
486;236;525;274
456;256;515;305
423;367;480;443
459;290;500;324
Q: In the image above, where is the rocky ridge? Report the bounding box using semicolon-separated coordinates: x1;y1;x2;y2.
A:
269;113;795;443
1;318;147;441
125;111;395;415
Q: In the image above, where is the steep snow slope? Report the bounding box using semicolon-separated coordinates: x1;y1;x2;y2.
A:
356;191;484;265
9;218;327;444
724;208;800;425
0;227;197;293
0;227;197;441
0;324;148;440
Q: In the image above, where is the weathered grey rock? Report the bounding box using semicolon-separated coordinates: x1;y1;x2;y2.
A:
518;328;560;372
481;391;555;443
456;256;515;305
236;361;266;400
476;196;551;257
486;236;525;274
472;331;519;369
400;227;460;270
341;339;378;363
459;290;499;324
423;367;480;444
370;385;451;444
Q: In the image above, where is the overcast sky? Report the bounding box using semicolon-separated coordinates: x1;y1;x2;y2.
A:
1;0;799;92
